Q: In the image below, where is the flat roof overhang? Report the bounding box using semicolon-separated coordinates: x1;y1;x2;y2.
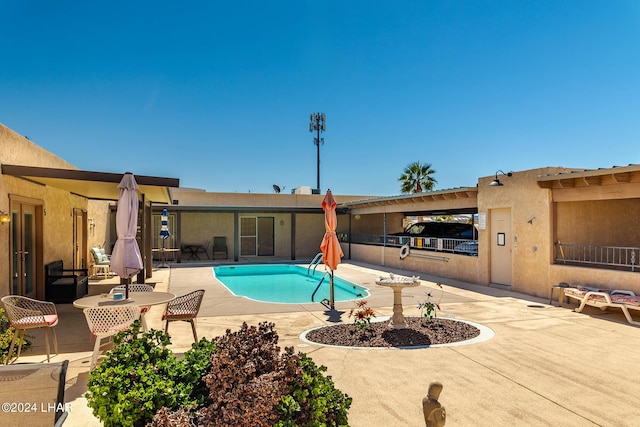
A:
338;187;478;216
2;164;179;204
152;205;348;214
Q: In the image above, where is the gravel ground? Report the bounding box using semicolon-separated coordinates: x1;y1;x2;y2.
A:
305;317;480;348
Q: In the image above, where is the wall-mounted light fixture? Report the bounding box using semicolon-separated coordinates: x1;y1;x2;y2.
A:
0;210;10;224
489;170;513;186
354;214;362;221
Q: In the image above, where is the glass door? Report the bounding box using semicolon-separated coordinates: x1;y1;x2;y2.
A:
11;202;38;298
73;208;87;270
257;217;274;256
240;216;275;256
240;217;257;256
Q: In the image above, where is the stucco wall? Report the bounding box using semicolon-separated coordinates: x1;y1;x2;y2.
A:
87;200;113;251
550;264;640;295
477;167;566;297
1;123;88;298
348;243;480;284
295;213;326;258
179;212;235;258
556;199;640;246
172;188;372;207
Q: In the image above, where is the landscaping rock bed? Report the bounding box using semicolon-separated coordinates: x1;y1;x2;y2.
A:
305;317;480;348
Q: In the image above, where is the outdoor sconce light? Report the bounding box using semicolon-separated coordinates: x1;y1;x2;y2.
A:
0;211;10;225
489;170;513;186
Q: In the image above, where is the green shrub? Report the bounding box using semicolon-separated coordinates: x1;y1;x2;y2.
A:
0;307;31;363
175;337;217;406
85;322;216;427
276;353;352;426
149;322;352;427
87;321;351;427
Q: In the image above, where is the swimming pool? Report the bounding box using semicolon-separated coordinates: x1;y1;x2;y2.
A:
213;264;369;304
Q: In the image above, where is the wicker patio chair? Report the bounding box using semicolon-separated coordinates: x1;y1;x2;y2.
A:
162;289;205;342
110;284;154;331
83;305;140;369
1;295;59;364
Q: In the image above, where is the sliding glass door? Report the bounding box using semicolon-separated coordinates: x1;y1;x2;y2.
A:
240;216;274;256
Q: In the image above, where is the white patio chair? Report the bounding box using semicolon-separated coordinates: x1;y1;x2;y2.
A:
83;305;140;369
110;284;154;331
162;289;205;342
1;295;59;364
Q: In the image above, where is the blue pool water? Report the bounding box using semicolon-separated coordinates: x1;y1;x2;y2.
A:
213;264;369;304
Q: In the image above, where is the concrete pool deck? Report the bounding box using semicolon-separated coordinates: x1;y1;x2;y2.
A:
15;261;640;426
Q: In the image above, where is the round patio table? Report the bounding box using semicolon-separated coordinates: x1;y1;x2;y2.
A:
73;291;175;309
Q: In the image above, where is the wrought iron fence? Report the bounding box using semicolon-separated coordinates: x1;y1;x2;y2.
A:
555;242;639;272
347;234;477;255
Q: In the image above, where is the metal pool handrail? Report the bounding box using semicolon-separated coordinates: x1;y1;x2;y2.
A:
308;252;324;276
311;271;331;302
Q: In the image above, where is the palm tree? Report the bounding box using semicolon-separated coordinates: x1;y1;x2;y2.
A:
399;162;437;194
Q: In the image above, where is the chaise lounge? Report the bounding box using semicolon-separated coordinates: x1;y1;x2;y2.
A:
562;285;640;326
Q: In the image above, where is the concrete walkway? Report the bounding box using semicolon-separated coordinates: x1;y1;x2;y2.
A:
15;261;640;426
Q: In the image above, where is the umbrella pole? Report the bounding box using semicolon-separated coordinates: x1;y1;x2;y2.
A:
160;238;166;268
126;278;130;299
330;271;335;310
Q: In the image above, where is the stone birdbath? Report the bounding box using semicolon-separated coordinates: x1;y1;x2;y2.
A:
376;273;421;329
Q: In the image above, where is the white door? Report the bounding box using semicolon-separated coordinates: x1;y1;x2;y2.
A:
490;208;512;287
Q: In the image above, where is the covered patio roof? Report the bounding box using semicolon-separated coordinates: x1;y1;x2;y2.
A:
536;164;640;202
338;187;478;215
2;164;179;204
537;164;640;189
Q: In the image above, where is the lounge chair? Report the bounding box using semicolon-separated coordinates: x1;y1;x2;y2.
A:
162;289;205;342
213;236;228;259
0;360;69;426
1;295;59;364
563;286;640;326
89;247;113;279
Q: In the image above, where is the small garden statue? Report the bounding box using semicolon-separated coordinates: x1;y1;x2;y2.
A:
422;381;446;427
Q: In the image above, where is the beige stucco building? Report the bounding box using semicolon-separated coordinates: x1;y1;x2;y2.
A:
0;123;177;301
343;166;640;298
2;121;639;304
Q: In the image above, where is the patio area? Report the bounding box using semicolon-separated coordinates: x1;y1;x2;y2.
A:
15;261;640;426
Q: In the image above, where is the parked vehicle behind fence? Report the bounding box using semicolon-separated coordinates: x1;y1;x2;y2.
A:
391;222;475;240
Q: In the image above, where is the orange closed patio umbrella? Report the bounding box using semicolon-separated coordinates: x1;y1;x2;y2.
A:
320;189;344;310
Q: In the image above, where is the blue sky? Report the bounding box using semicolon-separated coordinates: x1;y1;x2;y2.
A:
1;1;639;196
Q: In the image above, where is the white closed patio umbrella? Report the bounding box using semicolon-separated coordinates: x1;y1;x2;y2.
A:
109;172;143;298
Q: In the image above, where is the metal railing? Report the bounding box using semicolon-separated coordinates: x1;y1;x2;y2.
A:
348;234;476;255
308;252;324;276
555;242;639;272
